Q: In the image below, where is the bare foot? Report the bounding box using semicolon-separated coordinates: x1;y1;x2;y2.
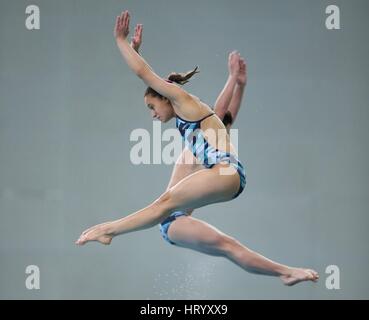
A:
81;221;112;237
280;268;319;286
75;223;114;246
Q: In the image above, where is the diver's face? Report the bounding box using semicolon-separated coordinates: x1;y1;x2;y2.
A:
144;95;175;123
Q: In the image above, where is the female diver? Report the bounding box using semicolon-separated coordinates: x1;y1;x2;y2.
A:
76;11;319;286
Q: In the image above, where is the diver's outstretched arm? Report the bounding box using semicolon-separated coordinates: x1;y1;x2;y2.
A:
227;57;247;122
114;11;188;105
213;51;240;120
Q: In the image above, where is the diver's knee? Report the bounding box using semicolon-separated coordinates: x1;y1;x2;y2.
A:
154;190;177;214
214;235;238;256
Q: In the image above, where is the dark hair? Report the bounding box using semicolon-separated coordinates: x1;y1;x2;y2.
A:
144;66;199;99
222;110;233;127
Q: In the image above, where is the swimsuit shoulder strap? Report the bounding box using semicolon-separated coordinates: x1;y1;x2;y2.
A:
176;112;215;123
198;112;215;122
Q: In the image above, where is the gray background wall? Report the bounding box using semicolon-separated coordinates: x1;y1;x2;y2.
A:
0;0;368;299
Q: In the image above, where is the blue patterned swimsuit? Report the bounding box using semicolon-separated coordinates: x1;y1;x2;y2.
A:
159;112;246;245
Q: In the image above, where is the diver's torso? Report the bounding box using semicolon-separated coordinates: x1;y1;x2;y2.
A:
175;96;237;167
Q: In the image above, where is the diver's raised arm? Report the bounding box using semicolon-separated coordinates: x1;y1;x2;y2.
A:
114;11;188;105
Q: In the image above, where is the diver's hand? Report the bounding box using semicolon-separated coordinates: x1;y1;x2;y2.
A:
114;10;130;42
236;57;247;86
228;50;241;78
131;24;143;53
